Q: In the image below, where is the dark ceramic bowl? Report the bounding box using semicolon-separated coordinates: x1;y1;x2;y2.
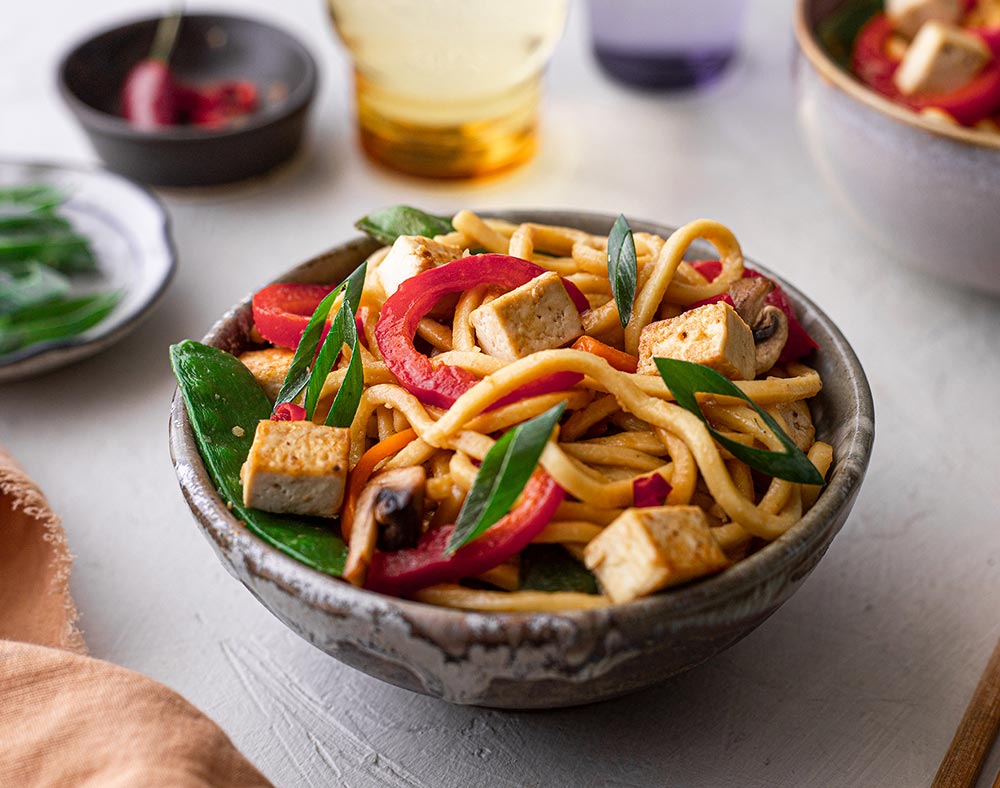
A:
795;0;1000;294
168;210;874;709
58;14;317;187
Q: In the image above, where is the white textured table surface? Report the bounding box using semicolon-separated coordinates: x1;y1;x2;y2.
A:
3;2;999;786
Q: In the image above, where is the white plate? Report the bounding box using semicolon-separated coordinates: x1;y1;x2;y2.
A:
0;159;175;381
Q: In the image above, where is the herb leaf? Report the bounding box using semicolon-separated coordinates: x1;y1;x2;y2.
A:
654;358;825;485
326;303;363;428
607;214;637;328
0;262;71;316
273;263;367;413
355;206;454;246
446;402;566;555
273;287;340;410
519;544;598;594
0;291;121;355
301;262;367;419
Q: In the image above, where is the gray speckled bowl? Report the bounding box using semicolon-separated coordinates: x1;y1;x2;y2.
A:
795;0;1000;295
168;210;874;709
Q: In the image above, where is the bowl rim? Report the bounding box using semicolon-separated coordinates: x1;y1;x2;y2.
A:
794;0;1000;152
168;209;875;635
56;11;318;143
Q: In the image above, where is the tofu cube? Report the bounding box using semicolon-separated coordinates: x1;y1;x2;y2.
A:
240;420;350;518
636;301;755;380
584;506;729;604
239;348;294;402
887;0;962;39
469;271;584;361
894;22;990;96
377;235;463;297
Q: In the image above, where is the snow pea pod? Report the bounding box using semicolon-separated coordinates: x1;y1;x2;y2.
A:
169;340;347;576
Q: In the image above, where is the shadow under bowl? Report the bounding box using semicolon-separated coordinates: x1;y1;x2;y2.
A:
58;13;317;187
168;210;874;709
794;0;1000;295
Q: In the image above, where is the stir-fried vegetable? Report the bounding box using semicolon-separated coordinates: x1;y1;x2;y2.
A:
170;340;348;575
0;186;120;358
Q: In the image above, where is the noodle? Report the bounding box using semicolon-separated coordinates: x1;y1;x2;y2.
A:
243;211;832;611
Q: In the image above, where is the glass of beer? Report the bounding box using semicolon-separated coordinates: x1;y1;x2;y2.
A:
328;0;569;179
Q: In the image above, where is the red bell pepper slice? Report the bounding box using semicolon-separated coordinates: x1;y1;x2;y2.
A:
852;13;903;101
688;260;818;363
365;472;564;597
272;402;307;421
852;13;1000;126
252;283;337;350
976;26;1000;59
374;254;589;410
633;473;672;507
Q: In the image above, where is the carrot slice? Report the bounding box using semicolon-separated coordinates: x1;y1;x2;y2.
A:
341;429;417;540
571;336;639;373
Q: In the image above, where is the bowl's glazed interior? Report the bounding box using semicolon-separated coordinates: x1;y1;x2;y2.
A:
169;210;874;708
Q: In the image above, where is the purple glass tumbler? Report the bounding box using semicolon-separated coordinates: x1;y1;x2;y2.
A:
588;0;748;90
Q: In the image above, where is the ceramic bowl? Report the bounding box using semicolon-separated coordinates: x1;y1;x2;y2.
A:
58;14;317;187
168;210;874;709
794;0;1000;294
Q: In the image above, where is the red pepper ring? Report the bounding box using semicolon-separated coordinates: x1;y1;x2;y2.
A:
252;283;338;350
365;472;564;597
374;254;589;410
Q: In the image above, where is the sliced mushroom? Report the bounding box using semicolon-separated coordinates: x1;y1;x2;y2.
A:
343;466;426;587
374;468;426;551
752;305;788;375
728;277;774;327
726;276;790;376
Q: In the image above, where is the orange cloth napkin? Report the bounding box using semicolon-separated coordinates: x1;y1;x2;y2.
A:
0;447;273;787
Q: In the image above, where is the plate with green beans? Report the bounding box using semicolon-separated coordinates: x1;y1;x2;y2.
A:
0;160;174;381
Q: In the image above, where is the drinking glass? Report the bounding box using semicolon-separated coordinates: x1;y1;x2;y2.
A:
588;0;748;90
328;0;569;178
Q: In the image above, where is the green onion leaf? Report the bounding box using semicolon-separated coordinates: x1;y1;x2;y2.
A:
0;185;64;211
607;213;637;328
0;262;72;316
653;357;826;485
272;287;341;411
273;264;366;413
0;233;98;273
297;262;367;419
0;210;73;234
355;206;454;246
0;291;121;354
446;402;566;555
519;544;598;594
325;303;363;428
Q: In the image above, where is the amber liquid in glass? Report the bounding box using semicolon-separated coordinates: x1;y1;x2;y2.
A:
329;0;568;179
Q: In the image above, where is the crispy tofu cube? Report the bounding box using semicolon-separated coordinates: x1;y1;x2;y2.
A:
636;301;755;380
584;506;729;603
894;22;990;96
240;420;350;518
377;235;463;297
887;0;961;39
469;271;584;361
239;348;294;402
